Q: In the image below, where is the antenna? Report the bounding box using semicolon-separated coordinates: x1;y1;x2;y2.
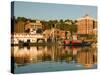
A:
85;6;90;16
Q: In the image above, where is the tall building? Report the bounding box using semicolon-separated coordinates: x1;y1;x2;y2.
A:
76;14;97;35
14;21;25;33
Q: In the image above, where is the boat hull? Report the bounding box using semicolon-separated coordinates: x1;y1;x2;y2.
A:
63;40;91;46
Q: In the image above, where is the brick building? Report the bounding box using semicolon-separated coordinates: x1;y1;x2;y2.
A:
76;14;97;35
14;21;25;33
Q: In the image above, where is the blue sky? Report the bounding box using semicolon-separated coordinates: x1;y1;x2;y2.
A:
13;1;97;20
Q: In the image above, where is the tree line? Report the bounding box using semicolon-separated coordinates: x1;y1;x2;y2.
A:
11;16;77;34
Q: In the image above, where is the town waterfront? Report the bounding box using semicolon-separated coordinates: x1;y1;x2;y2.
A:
11;45;97;74
11;2;97;74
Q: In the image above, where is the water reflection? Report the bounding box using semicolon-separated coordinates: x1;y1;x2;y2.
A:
11;46;97;69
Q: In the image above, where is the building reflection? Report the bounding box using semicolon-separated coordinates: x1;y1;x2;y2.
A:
11;46;97;68
76;47;97;68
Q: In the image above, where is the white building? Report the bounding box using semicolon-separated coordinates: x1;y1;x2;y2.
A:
11;33;45;44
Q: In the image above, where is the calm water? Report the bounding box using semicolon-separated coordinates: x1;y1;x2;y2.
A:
11;45;97;74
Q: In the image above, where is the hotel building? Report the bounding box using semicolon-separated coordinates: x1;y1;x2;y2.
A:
77;14;97;35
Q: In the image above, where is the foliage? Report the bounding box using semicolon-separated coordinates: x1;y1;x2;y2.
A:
12;16;77;33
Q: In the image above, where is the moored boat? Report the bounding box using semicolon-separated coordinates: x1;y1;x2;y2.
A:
63;40;91;46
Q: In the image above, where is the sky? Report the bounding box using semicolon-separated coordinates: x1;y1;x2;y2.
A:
13;1;97;21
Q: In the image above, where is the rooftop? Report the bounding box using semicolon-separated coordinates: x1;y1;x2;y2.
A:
77;14;96;21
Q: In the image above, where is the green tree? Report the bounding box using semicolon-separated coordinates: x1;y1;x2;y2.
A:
70;24;77;34
16;17;27;22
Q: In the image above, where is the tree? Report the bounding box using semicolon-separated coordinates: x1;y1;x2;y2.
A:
69;24;77;34
41;21;51;30
58;19;65;30
16;17;27;22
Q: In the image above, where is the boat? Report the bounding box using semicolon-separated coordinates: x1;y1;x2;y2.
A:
64;33;92;46
63;40;91;46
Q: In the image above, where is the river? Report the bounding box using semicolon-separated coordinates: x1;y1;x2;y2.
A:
11;45;97;74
